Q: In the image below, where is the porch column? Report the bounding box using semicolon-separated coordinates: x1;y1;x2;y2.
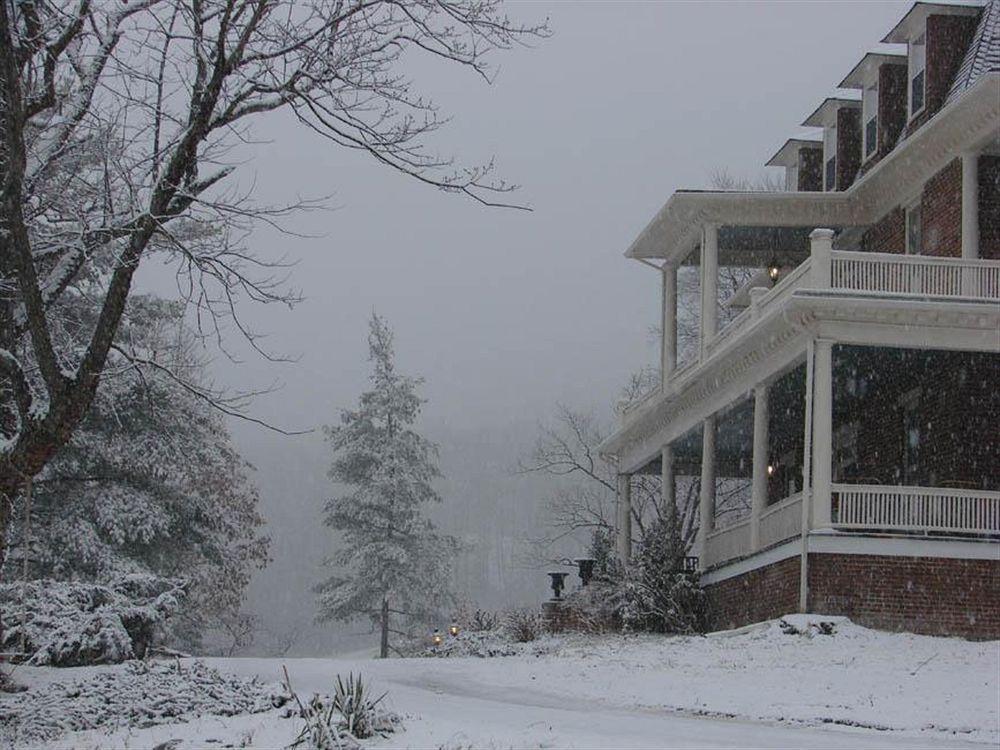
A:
750;385;769;550
661;443;675;523
961;151;980;260
811;340;834;528
697;415;716;568
700;224;718;358
617;473;632;563
662;263;677;382
809;228;834;289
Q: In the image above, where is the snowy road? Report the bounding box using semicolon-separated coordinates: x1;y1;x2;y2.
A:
24;619;999;749
205;655;996;750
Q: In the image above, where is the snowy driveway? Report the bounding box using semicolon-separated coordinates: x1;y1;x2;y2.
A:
207;646;997;750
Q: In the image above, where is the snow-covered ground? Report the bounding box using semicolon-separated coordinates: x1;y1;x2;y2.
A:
11;615;999;749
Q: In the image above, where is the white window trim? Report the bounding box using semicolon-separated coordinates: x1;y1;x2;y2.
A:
863;82;879;161
908;31;927;120
823;125;838;192
905;199;922;255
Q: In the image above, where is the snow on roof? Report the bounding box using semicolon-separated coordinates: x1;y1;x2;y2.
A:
765;138;823;168
801;96;861;128
947;0;1000;103
838;51;908;89
882;1;985;43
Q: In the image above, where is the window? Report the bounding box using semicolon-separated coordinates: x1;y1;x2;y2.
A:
785;165;798;192
824;125;837;191
909;32;926;117
905;201;922;254
863;83;878;158
899;387;922;485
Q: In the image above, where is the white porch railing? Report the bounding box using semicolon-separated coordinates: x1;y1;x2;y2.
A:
703;518;752;568
707;258;814;356
833;484;1000;535
759;492;804;549
831;251;1000;299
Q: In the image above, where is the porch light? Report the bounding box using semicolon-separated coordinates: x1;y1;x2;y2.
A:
767;263;781;285
448;623;459;638
767;464;775;477
432;629;443;647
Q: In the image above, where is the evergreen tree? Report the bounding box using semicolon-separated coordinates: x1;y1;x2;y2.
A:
9;296;270;652
316;313;456;657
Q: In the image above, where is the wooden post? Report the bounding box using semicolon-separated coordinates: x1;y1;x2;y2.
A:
701;224;718;358
698;416;716;569
750;386;769;550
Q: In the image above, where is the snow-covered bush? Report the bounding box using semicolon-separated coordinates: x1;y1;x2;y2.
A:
505;607;544;643
291;672;399;749
564;519;706;635
0;575;185;665
0;659;288;744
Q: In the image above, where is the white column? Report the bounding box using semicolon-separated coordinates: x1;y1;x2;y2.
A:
811;340;834;528
617;473;632;563
662;264;677;383
750;385;769;550
809;228;834;289
700;224;718;358
961;151;980;260
661;444;675;521
697;416;716;568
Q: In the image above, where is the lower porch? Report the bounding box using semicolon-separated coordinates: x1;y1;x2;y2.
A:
617;346;1000;571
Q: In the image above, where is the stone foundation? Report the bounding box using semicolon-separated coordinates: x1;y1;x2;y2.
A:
704;550;1000;640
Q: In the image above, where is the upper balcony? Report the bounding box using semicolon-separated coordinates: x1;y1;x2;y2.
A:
620;228;1000;428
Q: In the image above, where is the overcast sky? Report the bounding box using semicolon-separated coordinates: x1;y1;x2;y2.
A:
139;0;917;647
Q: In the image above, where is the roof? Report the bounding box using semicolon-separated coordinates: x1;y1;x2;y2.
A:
838;51;908;89
765;138;823;168
624;74;998;261
882;1;983;43
801;97;861;128
947;0;1000;103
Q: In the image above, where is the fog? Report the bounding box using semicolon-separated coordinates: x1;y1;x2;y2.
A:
138;1;909;655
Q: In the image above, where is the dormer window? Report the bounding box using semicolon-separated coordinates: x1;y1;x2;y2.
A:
909;32;926;117
824;126;837;191
863;83;878;158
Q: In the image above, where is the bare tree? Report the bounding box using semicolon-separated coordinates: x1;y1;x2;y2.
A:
519;404;698;558
0;0;548;603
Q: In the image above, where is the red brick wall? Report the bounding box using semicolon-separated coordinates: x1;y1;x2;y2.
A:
703;552;1000;639
836;108;862;191
704;556;800;631
798;147;823;192
832;347;1000;491
921;158;961;257
861;63;908;177
861;207;905;253
809;554;999;640
980;155;1000;260
905;13;979;135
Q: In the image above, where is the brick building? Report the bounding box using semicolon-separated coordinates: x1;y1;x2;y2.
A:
599;1;1000;639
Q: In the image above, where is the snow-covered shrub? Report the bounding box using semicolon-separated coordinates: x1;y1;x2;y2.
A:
0;659;288;744
565;519;706;635
0;575;185;666
291;672;399;749
505;607;543;642
451;599;501;633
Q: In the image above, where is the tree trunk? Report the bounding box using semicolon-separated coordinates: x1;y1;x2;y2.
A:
379;597;389;659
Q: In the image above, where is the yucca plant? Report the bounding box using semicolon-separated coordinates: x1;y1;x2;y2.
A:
331;672;389;739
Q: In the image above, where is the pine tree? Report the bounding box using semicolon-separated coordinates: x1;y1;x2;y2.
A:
316;313;456;657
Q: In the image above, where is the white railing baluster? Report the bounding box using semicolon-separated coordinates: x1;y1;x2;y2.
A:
829;252;1000;300
831;484;999;535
